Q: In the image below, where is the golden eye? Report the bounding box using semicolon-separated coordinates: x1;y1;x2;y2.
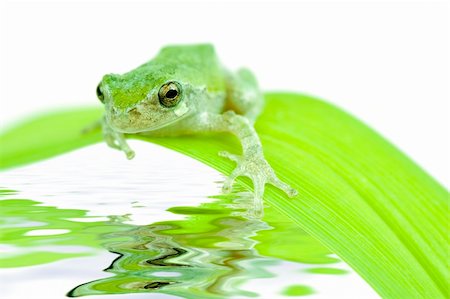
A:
96;83;105;103
158;81;181;107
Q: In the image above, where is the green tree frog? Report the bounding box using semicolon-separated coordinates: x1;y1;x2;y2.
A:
96;44;297;215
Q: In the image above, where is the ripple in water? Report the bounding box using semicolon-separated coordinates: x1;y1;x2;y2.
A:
0;142;378;298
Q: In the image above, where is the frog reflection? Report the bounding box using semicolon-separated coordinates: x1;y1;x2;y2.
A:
67;207;274;298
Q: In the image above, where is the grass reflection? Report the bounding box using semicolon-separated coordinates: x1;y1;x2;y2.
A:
68;195;341;298
0;190;344;298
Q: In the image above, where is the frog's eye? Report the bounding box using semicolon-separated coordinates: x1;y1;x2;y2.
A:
96;83;105;103
158;81;181;108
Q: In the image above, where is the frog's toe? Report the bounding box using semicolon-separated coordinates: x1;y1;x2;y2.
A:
268;176;298;198
126;150;136;160
219;151;242;193
218;150;241;162
250;176;265;214
222;167;241;193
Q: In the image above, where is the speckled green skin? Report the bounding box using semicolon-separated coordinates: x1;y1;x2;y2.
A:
98;44;297;216
104;45;226;110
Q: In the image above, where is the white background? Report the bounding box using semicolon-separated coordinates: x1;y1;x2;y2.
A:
0;0;449;186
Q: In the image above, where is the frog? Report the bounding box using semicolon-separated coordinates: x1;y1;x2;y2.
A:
96;44;297;216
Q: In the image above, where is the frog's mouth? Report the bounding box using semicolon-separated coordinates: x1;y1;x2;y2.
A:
108;104;192;134
113;116;188;133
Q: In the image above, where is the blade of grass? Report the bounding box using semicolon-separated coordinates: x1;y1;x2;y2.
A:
0;92;447;298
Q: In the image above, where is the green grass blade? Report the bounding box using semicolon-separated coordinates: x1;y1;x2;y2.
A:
0;92;447;298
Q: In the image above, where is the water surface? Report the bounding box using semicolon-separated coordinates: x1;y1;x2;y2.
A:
0;141;378;298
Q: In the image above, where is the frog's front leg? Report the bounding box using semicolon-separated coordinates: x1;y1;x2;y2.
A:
101;116;135;159
204;111;298;216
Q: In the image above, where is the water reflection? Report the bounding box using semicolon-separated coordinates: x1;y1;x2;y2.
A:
0;185;353;298
0;197;133;268
66;194;339;298
0;143;377;299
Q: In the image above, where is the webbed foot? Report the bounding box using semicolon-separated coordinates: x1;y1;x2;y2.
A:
219;150;297;217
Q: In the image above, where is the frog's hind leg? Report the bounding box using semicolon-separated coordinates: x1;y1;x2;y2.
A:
225;68;264;124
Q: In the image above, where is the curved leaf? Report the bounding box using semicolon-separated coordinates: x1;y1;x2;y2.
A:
0;92;447;298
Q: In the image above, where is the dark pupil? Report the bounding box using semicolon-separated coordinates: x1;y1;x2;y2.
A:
166;89;178;99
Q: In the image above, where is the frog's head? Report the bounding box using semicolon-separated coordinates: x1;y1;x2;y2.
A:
96;70;194;133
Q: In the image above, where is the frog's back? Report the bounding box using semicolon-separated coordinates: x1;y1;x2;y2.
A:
156;44;218;69
152;44;226;92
